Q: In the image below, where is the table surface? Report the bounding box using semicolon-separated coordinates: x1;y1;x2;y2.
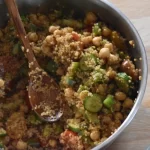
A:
107;0;150;150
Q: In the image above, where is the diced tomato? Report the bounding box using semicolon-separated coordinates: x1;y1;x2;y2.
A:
72;32;80;41
64;130;77;137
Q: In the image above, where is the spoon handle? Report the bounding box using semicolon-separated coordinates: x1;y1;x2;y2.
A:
4;0;40;70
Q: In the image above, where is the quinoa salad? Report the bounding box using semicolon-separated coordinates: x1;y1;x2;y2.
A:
0;11;139;150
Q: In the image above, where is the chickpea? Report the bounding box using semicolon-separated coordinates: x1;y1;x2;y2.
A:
33;46;41;54
92;37;102;46
0;79;4;87
104;43;113;52
102;26;111;37
64;88;74;98
115;91;127;101
114;112;123;120
38;15;49;25
29;14;38;24
99;48;110;59
106;68;116;79
102;116;112;125
53;30;62;37
97;84;107;95
81;36;92;46
108;54;119;64
16;140;27;150
62;27;73;34
79;90;89;100
109;121;116;131
90;130;100;141
113;101;121;111
49;25;60;33
45;35;55;46
39;15;48;21
123;98;134;109
84;12;97;25
83;32;91;36
41;44;51;56
114;119;121;128
28;32;38;42
49;139;57;148
74;51;81;58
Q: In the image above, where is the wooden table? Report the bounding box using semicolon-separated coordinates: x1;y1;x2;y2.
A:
107;0;150;150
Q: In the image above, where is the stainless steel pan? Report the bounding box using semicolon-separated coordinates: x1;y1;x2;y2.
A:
0;0;148;149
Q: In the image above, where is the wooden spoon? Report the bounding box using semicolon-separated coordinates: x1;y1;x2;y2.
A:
4;0;63;122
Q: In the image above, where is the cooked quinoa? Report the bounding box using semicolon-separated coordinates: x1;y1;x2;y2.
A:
0;11;139;149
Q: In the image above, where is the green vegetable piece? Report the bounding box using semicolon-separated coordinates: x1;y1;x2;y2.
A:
19;63;28;77
68;119;81;133
80;54;97;71
66;77;76;86
103;95;114;109
2;99;23;111
46;60;58;75
79;130;93;145
9;26;14;31
61;76;75;87
0;143;4;148
62;19;83;29
12;42;22;55
117;73;131;81
119;51;128;59
43;125;52;137
77;85;89;93
92;68;108;83
54;124;63;135
85;111;100;124
27;139;40;147
84;94;103;113
82;135;93;145
0;128;7;137
84;77;94;87
115;73;131;93
92;23;101;36
70;62;79;73
21;15;29;23
27;113;42;125
46;61;58;74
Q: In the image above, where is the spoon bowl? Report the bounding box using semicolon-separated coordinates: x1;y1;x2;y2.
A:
28;67;63;122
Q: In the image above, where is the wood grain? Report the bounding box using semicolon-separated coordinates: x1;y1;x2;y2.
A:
107;0;150;150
